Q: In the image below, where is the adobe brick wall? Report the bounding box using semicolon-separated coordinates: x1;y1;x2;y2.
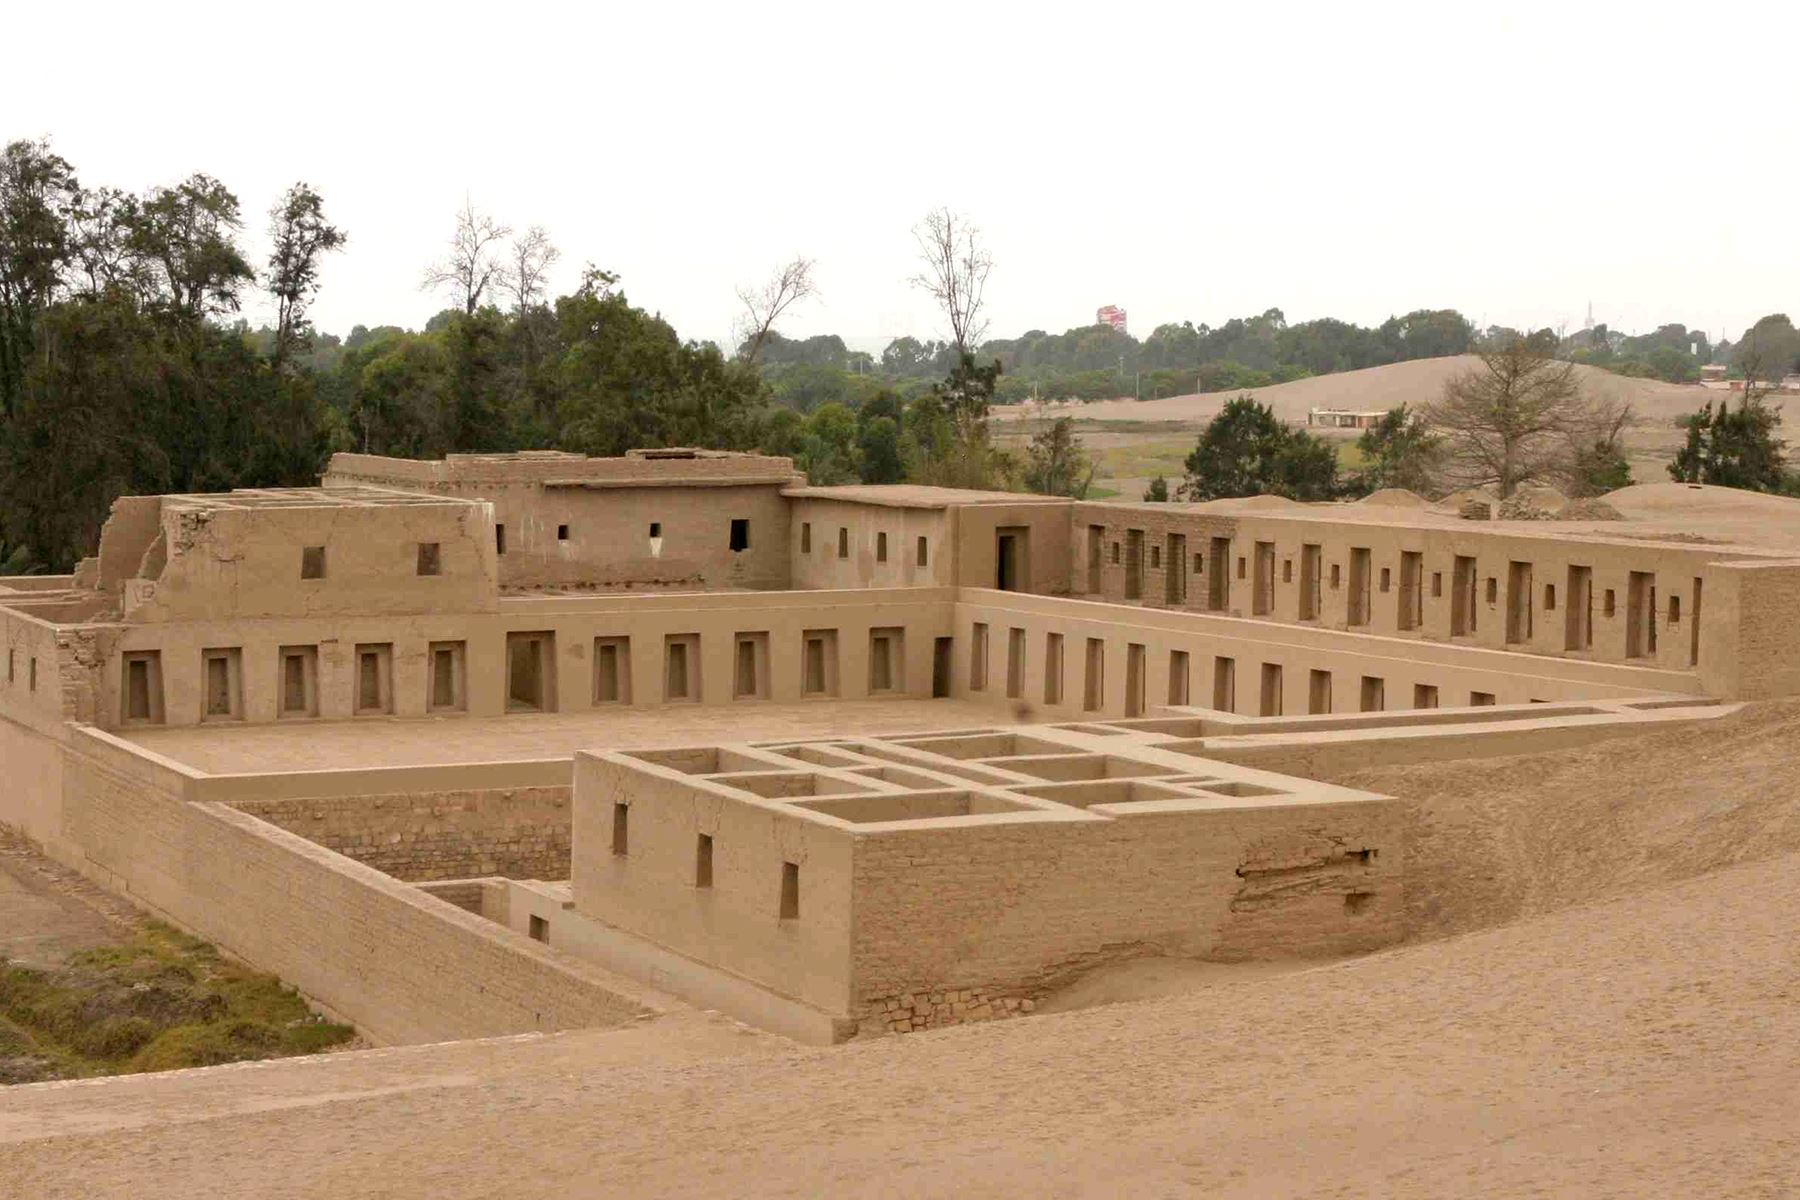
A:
26;727;668;1045
228;786;571;882
848;800;1402;1030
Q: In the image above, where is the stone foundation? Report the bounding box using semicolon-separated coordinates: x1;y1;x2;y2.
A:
864;988;1036;1034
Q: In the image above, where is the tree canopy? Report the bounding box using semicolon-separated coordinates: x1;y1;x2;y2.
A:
1179;395;1339;502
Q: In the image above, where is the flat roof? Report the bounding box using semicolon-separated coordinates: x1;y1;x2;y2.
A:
1080;482;1800;556
782;485;1063;510
120;698;1015;774
160;486;470;511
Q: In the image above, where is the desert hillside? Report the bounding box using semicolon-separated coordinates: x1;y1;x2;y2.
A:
1000;354;1791;431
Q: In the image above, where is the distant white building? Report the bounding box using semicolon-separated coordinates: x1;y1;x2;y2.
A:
1308;408;1390;430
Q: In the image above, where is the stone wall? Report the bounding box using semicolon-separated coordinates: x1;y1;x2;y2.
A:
6;725;669;1046
228;787;571;882
848;800;1402;1028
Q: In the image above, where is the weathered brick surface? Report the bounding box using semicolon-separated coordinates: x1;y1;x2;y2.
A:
849;804;1402;1031
228;786;571;882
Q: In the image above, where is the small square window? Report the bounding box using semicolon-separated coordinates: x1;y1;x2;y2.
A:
528;915;549;943
557;524;570;541
649;522;662;538
416;542;441;576
301;546;325;579
729;518;749;552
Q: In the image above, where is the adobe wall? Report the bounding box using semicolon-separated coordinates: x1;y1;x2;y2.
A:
1697;558;1800;700
125;497;498;622
324;452;799;593
96;587;957;728
952;589;1698;721
571;752;856;1016
0;723;667;1046
0;606;84;726
787;498;955;590
227;785;571;882
488;481;792;592
849;796;1402;1023
1070;502;1778;678
950;501;1075;594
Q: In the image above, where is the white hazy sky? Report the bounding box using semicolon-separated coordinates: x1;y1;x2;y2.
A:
7;1;1796;351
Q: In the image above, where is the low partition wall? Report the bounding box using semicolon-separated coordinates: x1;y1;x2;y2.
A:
10;725;670;1045
952;589;1699;721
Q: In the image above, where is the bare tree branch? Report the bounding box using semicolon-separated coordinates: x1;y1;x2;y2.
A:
1424;339;1604;497
909;207;992;356
736;255;817;364
420;200;511;315
502;224;559;313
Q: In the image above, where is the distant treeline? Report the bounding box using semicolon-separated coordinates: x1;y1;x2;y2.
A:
745;308;1786;413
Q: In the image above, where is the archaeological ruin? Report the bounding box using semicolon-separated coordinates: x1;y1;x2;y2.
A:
1;449;1797;1048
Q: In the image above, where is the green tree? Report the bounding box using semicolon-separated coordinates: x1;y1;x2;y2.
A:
127;174;255;318
1670;397;1788;491
1022;417;1094;498
1352;403;1442;494
798;402;858;484
1142;475;1170;502
1179;395;1338;501
265;183;346;371
854;394;905;484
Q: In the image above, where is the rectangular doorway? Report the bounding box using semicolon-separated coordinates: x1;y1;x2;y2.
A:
1506;561;1533;645
1165;533;1187;605
1451;555;1477;636
996;527;1029;592
931;637;953;698
1208;537;1231;610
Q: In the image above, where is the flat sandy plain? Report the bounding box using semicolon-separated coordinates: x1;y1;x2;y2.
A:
4;701;1799;1197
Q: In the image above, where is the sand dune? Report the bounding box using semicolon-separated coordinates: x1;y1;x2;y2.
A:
1003;355;1784;432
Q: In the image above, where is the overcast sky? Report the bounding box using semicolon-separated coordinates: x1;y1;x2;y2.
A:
8;1;1796;351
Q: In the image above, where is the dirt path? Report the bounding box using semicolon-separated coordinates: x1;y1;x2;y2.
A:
0;829;138;969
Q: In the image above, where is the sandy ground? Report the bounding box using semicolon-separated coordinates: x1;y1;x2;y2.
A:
0;828;138;969
5;704;1800;1196
124;696;1014;773
996;355;1760;429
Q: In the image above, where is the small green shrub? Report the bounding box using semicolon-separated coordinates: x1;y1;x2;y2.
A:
0;925;354;1082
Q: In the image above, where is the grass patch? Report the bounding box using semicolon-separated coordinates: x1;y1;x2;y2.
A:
1090;438;1193;482
0;922;352;1083
1085;485;1120;499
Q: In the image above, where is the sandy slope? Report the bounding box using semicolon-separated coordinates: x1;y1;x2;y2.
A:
5;705;1800;1197
998;355;1792;434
